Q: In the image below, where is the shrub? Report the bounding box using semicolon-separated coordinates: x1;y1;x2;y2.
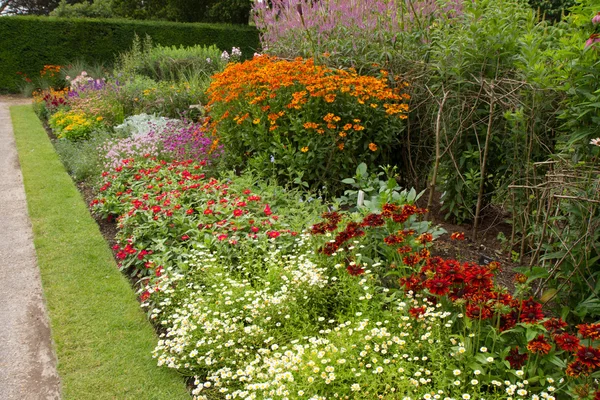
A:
0;16;260;92
206;55;410;193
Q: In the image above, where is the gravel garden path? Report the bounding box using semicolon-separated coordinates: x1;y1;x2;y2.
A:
0;96;61;399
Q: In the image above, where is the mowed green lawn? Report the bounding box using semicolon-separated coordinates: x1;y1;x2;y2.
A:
11;105;190;399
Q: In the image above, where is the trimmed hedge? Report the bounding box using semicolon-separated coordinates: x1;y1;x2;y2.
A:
0;16;260;92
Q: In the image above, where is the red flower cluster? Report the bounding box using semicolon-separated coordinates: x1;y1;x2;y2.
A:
312;204;426;259
91;157;296;276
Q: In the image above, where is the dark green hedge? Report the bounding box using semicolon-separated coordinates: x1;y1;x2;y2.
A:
0;16;260;92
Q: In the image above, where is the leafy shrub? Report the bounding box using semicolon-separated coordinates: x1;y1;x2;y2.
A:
53;133;110;182
114;75;208;119
50;0;115;18
206;55;410;193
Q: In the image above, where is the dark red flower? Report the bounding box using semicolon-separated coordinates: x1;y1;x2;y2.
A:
505;347;528;369
466;303;493;320
361;213;385;227
527;335;552;355
576;346;600;369
566;360;592;378
399;274;423;292
346;263;365;276
264;204;273;216
403;254;421;266
519;297;544;324
554;333;580;352
544;318;567;334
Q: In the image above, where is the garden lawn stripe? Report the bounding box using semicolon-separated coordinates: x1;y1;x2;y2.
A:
10;105;190;400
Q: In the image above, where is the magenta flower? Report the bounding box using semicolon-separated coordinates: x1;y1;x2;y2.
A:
592;12;600;25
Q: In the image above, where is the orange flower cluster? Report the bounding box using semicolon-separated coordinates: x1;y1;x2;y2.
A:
206;55;409;147
40;64;61;78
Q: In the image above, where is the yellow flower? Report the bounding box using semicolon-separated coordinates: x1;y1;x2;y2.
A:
253;118;261;124
96;116;104;122
338;143;345;150
369;143;378;152
301;146;309;153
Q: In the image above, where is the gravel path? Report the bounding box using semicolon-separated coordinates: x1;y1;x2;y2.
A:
0;96;61;399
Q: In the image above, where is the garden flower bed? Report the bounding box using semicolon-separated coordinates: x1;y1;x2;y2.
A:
26;2;600;397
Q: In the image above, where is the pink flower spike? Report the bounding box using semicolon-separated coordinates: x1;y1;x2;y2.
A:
592;12;600;25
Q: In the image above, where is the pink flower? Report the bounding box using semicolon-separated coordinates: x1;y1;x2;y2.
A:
264;204;272;216
585;33;600;48
592;12;600;25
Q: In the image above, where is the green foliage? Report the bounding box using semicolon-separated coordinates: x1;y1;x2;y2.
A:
53;133;108;182
116;34;228;81
50;0;115;18
111;0;251;23
0;16;260;92
528;0;575;21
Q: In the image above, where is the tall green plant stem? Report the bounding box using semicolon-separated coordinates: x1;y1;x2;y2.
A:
472;81;495;240
426;88;448;217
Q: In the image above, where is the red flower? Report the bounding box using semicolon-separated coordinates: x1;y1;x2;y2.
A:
251;226;260;233
544;318;567;334
417;233;433;244
403;254;421;266
409;306;426;319
553;332;580;352
466;303;493;320
576;346;600;369
203;208;213;215
527;334;552;355
361;213;385;227
464;266;493;289
425;277;451;296
186;208;194;215
233;209;243;217
450;232;465;240
181;235;190;241
566;360;592;378
266;230;281;239
399;274;423;292
346;263;365;276
264;204;272;216
578;323;600;340
140;291;150;302
505;347;528;369
519;297;544;324
217;234;228;241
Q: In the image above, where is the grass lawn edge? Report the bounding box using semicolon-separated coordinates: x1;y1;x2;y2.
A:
10;104;190;400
